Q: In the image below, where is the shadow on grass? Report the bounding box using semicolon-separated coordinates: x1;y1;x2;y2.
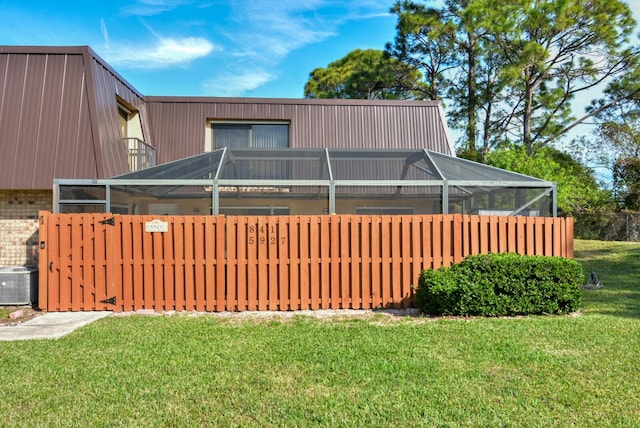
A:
373;307;422;317
575;240;640;319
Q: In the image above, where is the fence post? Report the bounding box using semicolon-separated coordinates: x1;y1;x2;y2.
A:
37;212;49;311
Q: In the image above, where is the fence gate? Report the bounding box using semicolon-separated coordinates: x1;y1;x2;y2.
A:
38;213;117;311
39;213;228;312
38;212;574;312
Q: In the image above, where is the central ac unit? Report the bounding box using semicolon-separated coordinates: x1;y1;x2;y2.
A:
0;266;38;305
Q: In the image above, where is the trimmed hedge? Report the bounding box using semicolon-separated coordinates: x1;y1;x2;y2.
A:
415;253;583;317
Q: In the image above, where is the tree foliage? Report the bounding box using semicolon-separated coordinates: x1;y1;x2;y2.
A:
388;0;502;158
486;146;611;216
613;157;640;210
387;0;637;158
587;54;640;209
386;1;458;101
304;49;427;100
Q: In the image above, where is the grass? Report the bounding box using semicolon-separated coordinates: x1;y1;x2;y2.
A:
0;239;639;427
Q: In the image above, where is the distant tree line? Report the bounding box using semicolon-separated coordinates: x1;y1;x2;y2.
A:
304;0;640;238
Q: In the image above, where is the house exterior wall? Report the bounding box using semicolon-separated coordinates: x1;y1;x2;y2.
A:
1;46;454;190
0;48;97;188
145;97;454;163
0;190;51;267
87;50;152;178
0;46;150;189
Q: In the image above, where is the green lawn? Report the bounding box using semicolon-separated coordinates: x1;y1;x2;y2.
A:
1;240;639;427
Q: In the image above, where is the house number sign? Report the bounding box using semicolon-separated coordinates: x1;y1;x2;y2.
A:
248;225;287;245
145;219;169;233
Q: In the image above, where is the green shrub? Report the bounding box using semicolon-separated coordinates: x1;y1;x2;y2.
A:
415;253;583;317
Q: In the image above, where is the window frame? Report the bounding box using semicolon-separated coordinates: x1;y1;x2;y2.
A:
205;120;290;151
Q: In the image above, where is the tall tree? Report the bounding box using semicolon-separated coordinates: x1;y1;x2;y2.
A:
589;55;640;157
386;1;458;102
484;0;636;154
588;57;640;209
388;0;491;157
387;0;637;157
304;49;426;100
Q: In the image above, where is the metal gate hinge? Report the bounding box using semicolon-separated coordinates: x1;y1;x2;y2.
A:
100;296;116;305
99;217;115;226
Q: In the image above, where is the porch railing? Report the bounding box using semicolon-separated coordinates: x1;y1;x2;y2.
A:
124;138;157;171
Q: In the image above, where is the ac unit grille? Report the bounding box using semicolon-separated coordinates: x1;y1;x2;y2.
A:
0;267;38;305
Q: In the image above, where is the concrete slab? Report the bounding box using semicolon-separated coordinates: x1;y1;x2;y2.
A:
0;311;112;341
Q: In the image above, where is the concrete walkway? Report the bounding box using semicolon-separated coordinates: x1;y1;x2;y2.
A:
0;311;112;341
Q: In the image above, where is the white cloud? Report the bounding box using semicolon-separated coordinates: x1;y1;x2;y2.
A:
228;1;391;62
207;1;391;92
105;37;217;69
203;70;276;96
100;1;394;93
100;19;109;43
121;0;193;16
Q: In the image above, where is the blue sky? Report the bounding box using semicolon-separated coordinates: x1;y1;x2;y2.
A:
1;0;638;101
0;0;401;98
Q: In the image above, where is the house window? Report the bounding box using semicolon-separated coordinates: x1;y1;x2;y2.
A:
211;122;289;149
118;105;129;138
117;97;154;171
209;121;291;180
117;98;144;141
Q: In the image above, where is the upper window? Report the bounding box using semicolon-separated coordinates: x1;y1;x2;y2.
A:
212;122;289;149
116;97;144;141
118;105;129;138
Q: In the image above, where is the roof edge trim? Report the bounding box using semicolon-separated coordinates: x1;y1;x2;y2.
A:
144;96;442;107
438;103;457;157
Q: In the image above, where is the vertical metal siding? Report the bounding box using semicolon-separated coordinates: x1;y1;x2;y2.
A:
146;99;452;164
0;47;152;188
15;54;45;183
89;58;131;178
32;54;66;186
0;50;98;188
0;54;27;187
53;55;94;182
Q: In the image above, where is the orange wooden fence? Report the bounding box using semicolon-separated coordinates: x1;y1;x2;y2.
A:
38;212;573;312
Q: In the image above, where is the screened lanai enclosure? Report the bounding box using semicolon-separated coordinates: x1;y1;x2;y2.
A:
54;148;557;217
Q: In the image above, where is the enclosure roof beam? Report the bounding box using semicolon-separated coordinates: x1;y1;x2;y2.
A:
325;148;334;181
508;188;553;216
213;146;227;180
423;149;446;180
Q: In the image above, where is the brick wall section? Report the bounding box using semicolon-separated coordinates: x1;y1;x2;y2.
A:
0;190;52;267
